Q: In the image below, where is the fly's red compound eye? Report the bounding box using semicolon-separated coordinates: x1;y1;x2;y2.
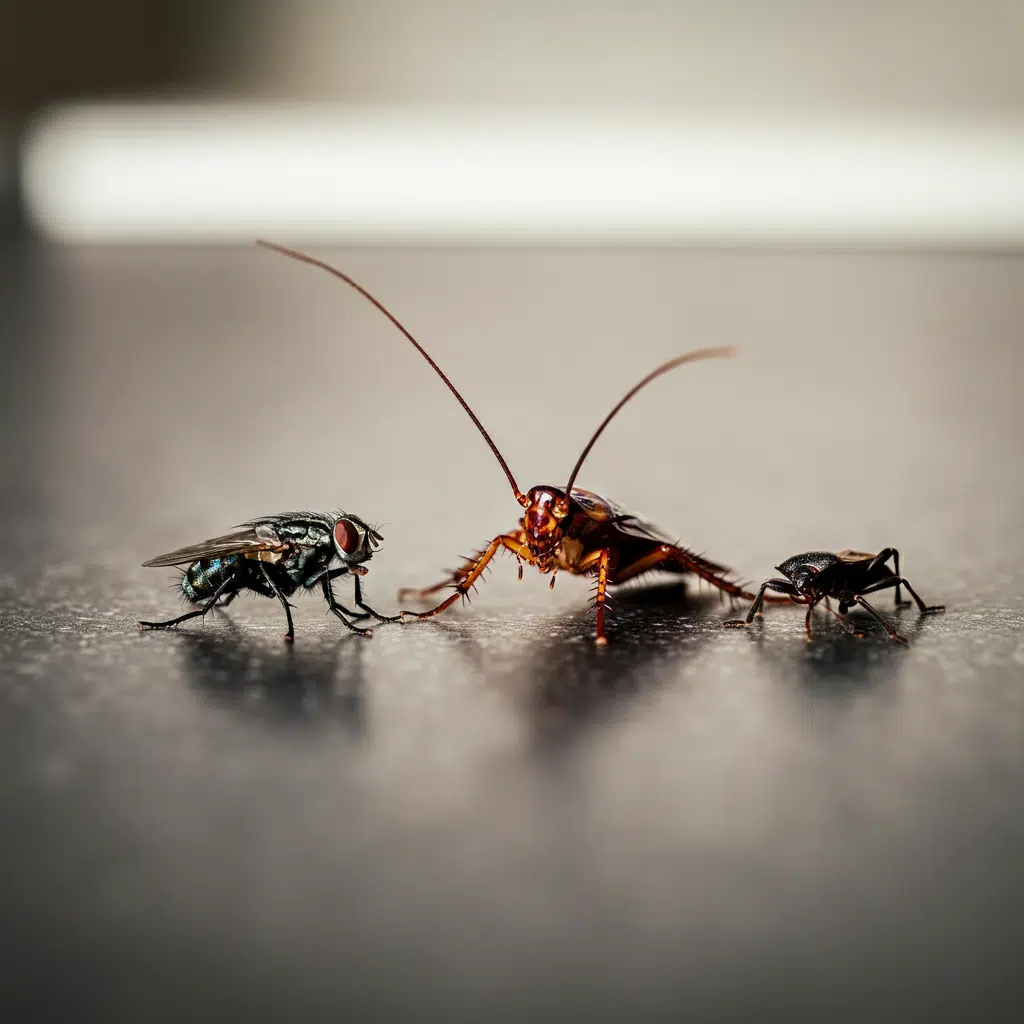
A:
333;519;360;555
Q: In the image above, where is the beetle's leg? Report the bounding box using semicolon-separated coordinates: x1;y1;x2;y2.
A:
821;598;865;638
855;596;909;644
858;574;944;616
804;597;823;642
353;574;401;623
865;547;909;606
398;530;527;602
724;578;800;627
140;575;239;632
321;576;373;638
258;562;297;641
400;534;527;621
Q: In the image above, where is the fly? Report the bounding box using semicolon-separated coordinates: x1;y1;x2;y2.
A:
259;241;769;644
140;511;396;641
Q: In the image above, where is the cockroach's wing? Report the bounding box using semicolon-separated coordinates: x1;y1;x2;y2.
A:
142;525;284;567
836;548;875;564
616;513;732;573
570;487;629;521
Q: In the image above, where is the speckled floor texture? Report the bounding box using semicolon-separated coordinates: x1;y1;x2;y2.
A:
1;243;1022;1022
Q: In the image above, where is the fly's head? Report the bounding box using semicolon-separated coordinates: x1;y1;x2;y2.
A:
331;513;383;569
520;486;571;573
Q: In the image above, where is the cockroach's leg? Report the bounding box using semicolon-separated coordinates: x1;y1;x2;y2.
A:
858;574;944;616
260;562;296;641
140;575;239;631
321;577;373;637
724;578;799;627
400;535;527;621
398;530;527;602
574;548;613;643
610;543;789;605
855;596;909;644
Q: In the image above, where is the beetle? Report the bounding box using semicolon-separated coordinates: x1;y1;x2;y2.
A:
723;547;945;643
140;511;396;641
258;240;773;644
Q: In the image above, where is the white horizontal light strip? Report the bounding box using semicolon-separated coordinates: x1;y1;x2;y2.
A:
21;104;1024;244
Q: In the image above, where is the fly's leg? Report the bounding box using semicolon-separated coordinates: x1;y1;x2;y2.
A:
859;574;944;616
259;562;296;642
400;535;527;621
140;576;239;632
214;590;240;609
318;568;372;621
855;596;909;644
353;574;401;624
724;578;800;627
321;577;373;638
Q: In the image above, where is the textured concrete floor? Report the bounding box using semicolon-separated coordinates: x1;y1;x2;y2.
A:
1;243;1022;1021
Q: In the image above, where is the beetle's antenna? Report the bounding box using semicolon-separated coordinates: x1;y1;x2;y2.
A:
563;348;735;496
257;240;524;502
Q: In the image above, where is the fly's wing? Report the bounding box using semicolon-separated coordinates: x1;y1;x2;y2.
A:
142;525;285;567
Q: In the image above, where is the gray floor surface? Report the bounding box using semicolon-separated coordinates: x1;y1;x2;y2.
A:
1;243;1022;1021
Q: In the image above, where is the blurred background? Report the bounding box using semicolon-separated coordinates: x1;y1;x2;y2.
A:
5;1;1024;242
3;5;1024;1022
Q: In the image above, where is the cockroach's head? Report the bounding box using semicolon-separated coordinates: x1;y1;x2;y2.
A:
332;512;382;566
520;486;571;572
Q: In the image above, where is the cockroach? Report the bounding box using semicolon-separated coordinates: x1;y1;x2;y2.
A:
258;240;768;644
140;511;395;641
724;547;945;643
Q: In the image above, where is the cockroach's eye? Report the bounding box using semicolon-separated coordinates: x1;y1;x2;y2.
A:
334;519;360;555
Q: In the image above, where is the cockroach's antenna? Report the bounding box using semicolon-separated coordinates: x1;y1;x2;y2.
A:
256;240;525;504
562;348;735;498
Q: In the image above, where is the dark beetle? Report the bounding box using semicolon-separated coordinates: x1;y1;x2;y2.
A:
140;511;396;641
724;547;944;643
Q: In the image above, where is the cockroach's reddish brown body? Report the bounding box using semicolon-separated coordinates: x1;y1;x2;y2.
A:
258;240;771;644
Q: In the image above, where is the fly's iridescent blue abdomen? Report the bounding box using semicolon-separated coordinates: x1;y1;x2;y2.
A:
182;556;241;603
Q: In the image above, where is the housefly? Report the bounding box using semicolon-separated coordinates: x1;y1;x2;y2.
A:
140;511;396;640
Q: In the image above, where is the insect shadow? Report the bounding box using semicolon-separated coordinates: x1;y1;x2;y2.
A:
442;581;722;749
727;605;928;702
179;619;366;731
